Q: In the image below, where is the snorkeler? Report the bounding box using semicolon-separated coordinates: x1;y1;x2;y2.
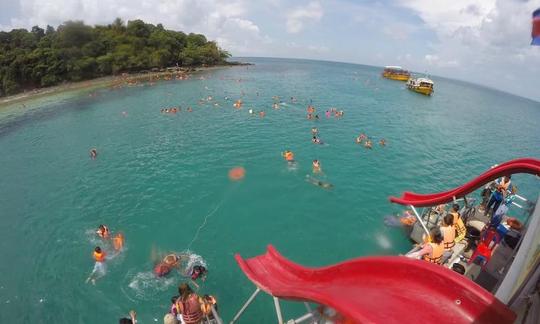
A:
312;136;322;144
306;175;333;189
96;224;110;239
86;246;106;285
312;160;321;173
90;148;98;159
154;253;181;277
311;127;318;135
283;150;295;162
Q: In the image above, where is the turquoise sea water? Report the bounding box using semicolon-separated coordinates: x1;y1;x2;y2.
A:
0;58;539;323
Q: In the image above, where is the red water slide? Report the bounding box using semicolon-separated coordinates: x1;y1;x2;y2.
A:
235;245;515;323
389;157;540;207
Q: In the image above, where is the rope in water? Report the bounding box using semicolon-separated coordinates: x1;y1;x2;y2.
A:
187;198;225;250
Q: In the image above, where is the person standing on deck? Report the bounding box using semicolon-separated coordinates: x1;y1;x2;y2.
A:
485;176;512;216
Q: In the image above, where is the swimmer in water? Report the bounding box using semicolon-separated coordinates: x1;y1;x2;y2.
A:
86;246;106;285
259;111;265;118
364;140;372;149
312;160;321;173
311;127;318;135
113;233;124;252
312;136;322;144
306;175;333;189
248;109;254;114
90;148;98;159
154;253;181;277
379;139;386;146
96;224;110;239
283;150;295;162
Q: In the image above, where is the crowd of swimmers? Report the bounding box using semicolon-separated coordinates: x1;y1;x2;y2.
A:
355;133;386;149
87;224;218;324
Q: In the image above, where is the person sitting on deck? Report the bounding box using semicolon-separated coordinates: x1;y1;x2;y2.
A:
406;228;445;265
450;204;467;242
440;214;455;252
175;283;204;324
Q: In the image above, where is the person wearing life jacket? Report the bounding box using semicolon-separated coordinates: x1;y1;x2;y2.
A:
96;224;110;239
201;295;218;320
283;150;294;162
485;176;512;216
113;233;124;252
406;228;445;265
86;246;107;285
190;265;207;282
440;214;456;252
176;283;203;324
154;254;180;277
450;204;467;242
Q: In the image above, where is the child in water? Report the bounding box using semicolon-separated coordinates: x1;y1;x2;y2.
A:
86;246;106;285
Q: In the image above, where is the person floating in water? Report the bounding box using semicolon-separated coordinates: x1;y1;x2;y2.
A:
112;233;125;252
312;136;323;144
283;150;295;162
188;265;208;288
364;140;372;149
306;175;333;189
379;139;386;146
86;246;106;285
312;160;321;173
154;253;181;277
90;148;98;159
96;224;110;239
311;127;318;135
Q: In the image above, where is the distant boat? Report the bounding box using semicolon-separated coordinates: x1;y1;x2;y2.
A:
406;77;434;96
382;66;410;81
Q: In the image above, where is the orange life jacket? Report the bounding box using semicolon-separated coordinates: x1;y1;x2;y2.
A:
423;242;444;265
179;294;203;324
93;251;105;262
440;225;455;250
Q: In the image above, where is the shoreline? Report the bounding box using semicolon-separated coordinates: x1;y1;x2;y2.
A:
0;64;246;108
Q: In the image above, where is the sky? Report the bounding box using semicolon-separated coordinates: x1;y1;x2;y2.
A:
1;0;539;101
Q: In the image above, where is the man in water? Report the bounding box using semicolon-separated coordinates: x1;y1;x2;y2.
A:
154;253;181;277
306;175;333;189
86;246;106;285
90;148;98;159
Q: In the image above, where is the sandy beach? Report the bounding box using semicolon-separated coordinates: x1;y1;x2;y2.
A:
0;66;231;109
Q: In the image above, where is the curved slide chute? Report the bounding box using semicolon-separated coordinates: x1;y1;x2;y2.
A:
235;245;515;323
389;158;540;207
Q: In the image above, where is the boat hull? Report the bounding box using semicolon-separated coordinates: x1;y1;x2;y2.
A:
382;73;410;81
408;85;433;96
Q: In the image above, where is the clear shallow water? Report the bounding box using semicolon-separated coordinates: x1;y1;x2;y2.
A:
0;57;539;323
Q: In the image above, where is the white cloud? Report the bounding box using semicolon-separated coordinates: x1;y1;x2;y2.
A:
286;1;323;33
398;0;540;100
